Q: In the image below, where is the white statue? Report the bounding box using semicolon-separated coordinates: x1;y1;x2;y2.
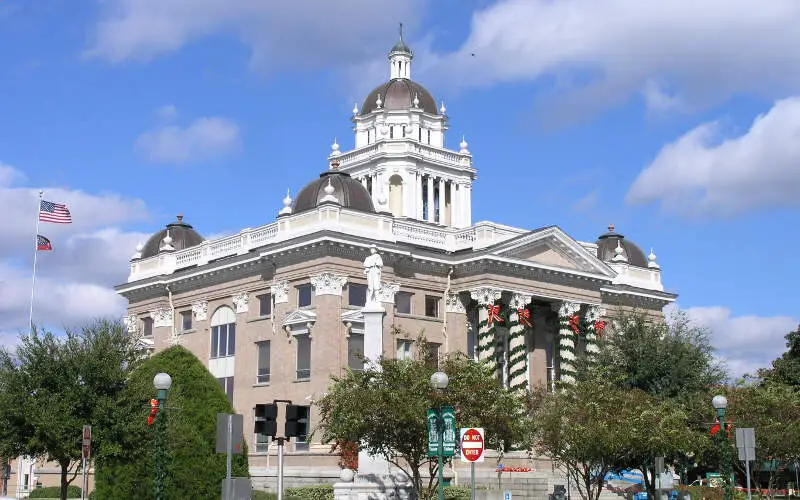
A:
364;245;383;305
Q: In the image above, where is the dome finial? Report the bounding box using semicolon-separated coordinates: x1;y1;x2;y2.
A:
331;137;341;157
399;22;404;43
376;93;383;109
608;223;615;232
279;188;293;216
612;240;628;263
352;102;358;115
321;178;340;204
648;248;660;269
459;135;469;154
160;229;175;252
330;158;340;170
440;101;446;114
132;242;144;260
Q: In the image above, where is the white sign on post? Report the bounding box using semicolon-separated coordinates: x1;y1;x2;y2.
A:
460;427;485;463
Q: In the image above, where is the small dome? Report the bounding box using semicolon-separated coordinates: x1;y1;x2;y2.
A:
595;224;648;268
390;38;412;55
360;79;438;116
293;167;375;214
141;215;204;259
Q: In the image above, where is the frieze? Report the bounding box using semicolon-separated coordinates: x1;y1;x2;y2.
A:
271;281;289;304
192;301;208;321
151;308;173;328
232;291;249;314
310;273;347;296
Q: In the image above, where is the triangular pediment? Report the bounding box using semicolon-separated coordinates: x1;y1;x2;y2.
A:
282;309;317;326
488;226;614;277
340;309;365;323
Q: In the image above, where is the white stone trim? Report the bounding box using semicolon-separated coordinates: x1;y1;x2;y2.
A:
151;308;173;328
445;292;466;314
123;314;137;334
376;282;400;303
232;291;249;314
271;281;289;304
192;301;208;321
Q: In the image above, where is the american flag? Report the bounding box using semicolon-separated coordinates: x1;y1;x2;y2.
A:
39;200;72;223
37;235;52;251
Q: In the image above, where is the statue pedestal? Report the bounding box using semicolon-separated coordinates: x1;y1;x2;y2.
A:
333;303;412;499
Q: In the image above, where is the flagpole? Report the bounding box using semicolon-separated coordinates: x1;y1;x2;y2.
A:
28;190;43;338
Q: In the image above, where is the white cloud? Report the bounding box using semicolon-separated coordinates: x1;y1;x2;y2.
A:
0;162;25;187
155;104;178;121
0;162;150;339
86;0;426;73
626;96;800;216
667;303;798;378
425;0;800;120
135;115;240;165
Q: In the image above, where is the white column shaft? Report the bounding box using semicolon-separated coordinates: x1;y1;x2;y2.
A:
426;175;434;223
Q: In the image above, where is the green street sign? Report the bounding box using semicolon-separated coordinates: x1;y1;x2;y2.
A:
427;406;456;457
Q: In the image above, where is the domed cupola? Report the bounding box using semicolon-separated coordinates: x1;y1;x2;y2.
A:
139;215;204;259
595;224;648;268
359;24;439;116
292;160;376;214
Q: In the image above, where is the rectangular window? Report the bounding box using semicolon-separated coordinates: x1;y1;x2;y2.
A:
297;284;312;308
255;431;269;454
396;339;413;360
395;292;412;315
424;295;440;318
348;283;368;307
427;342;441;369
142;317;153;336
293;405;310;452
256;341;270;384
257;293;272;316
348;333;364;371
296;334;311;380
217;376;234;402
180;311;192;332
211;323;236;358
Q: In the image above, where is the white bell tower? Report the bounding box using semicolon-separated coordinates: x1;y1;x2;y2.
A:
330;26;477;228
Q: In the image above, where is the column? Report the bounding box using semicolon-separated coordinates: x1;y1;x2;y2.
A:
470;287;502;368
437;177;445;224
416;173;424;219
464;184;472;227
508;293;531;392
554;301;580;384
451;183;459;228
585;306;605;357
426;175;434;223
360;177;368;188
359;300;388;475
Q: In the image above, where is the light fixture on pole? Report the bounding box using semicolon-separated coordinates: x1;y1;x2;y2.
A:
711;395;733;500
153;373;172;500
430;371;449;500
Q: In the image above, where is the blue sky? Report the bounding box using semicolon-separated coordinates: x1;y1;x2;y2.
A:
1;0;798;376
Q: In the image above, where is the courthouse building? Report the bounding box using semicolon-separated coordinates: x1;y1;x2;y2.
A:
115;33;675;484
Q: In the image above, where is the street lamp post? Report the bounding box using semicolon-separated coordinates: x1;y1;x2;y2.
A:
153;373;172;500
712;395;733;500
430;371;449;500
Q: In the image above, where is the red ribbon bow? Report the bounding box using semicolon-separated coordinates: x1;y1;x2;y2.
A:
518;308;531;327
594;320;606;337
568;314;580;334
487;305;503;326
147;399;159;426
711;419;733;438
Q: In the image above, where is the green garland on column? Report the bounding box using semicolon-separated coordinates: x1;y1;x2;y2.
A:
476;301;506;375
557;304;580;382
506;304;531;392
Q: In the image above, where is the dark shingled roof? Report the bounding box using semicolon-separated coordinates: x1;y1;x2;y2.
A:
141;215;204;259
292;169;375;214
360;79;438;116
595;225;648;268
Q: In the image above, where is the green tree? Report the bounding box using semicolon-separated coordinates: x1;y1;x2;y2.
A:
0;320;143;500
757;326;800;388
94;345;249;499
726;384;800;499
314;336;529;499
578;310;724;494
531;376;706;500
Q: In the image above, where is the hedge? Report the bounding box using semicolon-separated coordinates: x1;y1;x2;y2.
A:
28;486;82;498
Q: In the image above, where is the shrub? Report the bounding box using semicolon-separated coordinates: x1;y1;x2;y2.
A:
285;485;335;500
93;346;249;499
252;491;278;500
28;486;82;498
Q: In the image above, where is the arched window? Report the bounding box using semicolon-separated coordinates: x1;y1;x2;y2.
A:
210;306;236;358
389;174;404;216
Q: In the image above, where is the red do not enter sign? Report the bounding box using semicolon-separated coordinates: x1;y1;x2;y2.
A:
460;427;485;463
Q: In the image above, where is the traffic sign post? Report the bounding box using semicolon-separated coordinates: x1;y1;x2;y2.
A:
736;427;756;500
81;425;91;500
460;428;485;500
